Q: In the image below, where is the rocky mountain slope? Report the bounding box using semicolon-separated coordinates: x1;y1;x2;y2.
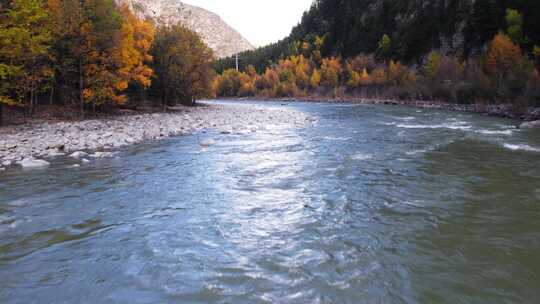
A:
124;0;254;58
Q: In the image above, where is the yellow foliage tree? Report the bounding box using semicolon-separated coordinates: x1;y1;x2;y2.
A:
320;57;341;88
310;69;321;89
263;68;280;94
359;68;372;86
114;5;155;103
425;51;442;82
346;70;361;88
371;68;387;85
0;0;53;116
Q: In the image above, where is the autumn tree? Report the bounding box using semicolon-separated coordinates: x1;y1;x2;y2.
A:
151;23;214;108
261;68;279;95
485;33;523;91
310;68;321;89
214;69;240;97
115;5;155;105
0;0;52;118
320;57;341;89
425;51;442;82
47;0;126;113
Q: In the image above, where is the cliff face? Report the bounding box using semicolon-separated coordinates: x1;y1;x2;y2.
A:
125;0;254;58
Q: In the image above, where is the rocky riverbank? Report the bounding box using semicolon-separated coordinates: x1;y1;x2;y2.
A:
233;96;540;122
0;103;314;171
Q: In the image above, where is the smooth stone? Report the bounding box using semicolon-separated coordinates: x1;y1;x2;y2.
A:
81;158;90;164
70;151;89;159
18;158;50;168
199;139;216;147
520;120;540;129
2;160;12;167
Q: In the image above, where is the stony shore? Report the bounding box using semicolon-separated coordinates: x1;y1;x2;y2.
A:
0;103;314;171
235;96;540;122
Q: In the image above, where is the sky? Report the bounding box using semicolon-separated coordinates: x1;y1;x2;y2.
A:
181;0;314;47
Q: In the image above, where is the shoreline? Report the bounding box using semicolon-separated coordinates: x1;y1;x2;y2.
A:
222;96;540;122
0;103;314;171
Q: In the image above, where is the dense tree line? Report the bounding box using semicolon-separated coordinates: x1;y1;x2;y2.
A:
215;4;540;109
216;0;540;72
0;0;214;125
215;18;540;109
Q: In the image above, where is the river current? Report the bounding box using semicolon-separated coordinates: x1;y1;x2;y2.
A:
1;101;539;303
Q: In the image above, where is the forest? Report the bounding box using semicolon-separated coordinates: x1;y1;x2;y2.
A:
2;0;540;126
214;0;540;112
0;0;215;125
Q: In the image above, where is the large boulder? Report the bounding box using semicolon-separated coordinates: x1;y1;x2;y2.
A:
520;120;540;129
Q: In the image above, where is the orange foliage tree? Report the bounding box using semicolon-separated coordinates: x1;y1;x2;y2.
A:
485;33;523;86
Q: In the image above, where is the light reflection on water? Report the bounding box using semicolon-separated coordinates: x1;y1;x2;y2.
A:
1;101;540;303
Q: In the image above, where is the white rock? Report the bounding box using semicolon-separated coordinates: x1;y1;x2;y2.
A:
18;158;50;169
2;160;12;167
70;151;89;159
520;120;540;129
81;158;90;164
199;139;216;147
69;164;80;168
0;167;5;171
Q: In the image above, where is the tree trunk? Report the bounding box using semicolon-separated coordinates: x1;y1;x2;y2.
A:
50;87;54;105
162;92;167;112
29;90;34;117
79;58;84;117
0;103;3;126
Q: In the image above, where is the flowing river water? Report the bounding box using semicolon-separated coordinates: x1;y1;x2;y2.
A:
1;101;539;303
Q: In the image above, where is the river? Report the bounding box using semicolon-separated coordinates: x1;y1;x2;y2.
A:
1;101;539;303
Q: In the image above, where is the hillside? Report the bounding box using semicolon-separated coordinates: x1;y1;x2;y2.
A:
218;0;540;71
125;0;254;58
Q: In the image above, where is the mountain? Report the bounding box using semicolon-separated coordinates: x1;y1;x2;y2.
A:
219;0;540;71
124;0;255;58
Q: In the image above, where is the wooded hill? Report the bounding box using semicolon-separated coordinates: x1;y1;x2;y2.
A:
216;0;540;72
213;0;540;113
